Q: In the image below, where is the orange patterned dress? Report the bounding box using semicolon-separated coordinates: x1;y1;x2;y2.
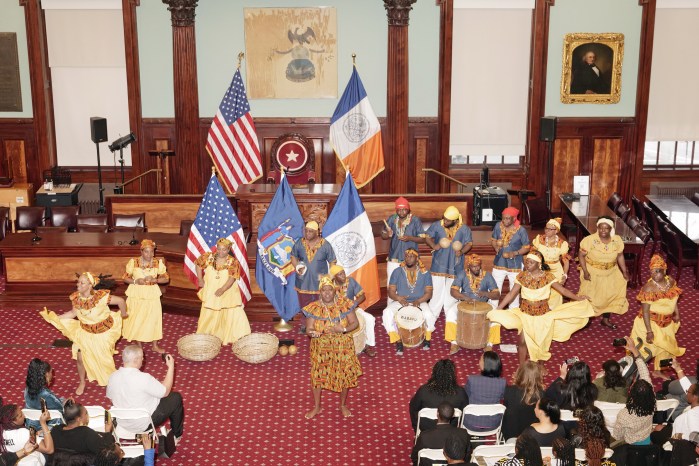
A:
303;296;362;392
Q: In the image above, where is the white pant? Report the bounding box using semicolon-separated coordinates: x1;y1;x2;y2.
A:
428;276;456;323
386;261;400;305
382;301;436;335
445;299;500;344
491;268;521;308
355;308;376;347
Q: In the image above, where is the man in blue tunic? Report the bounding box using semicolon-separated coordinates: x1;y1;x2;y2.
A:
382;248;435;355
381;197;425;298
445;254;500;355
424;206;473;326
330;264;377;357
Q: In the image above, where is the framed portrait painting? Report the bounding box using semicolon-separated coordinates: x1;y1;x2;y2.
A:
560;33;624;104
244;7;337;99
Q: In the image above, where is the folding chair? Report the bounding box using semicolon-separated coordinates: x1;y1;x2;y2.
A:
654;398;680;425
594;401;626;430
22;408;65;425
460;404;506;445
417;448;447;465
559;409;577;422
415;407;463;444
85;405;106;433
109;407;157;458
471;444;514;464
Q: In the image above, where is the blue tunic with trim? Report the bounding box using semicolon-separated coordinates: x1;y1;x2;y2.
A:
291;238;336;293
389;266;433;301
451;270;499;302
425;222;473;277
386;214;425;262
491;223;530;271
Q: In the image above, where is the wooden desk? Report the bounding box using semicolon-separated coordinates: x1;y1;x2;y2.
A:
559;195;645;287
646;195;699;244
0;183;33;231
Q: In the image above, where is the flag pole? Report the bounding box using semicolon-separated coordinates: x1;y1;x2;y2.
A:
237;52;244;69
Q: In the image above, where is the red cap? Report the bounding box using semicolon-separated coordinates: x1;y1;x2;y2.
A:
395;197;410;209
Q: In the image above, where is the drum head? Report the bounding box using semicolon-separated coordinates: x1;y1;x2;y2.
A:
457;301;493;314
395;305;425;330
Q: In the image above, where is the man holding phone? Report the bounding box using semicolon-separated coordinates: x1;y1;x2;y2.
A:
106;345;184;445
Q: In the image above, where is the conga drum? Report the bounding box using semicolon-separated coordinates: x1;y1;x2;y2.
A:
395;305;426;348
350;312;366;355
456;301;492;349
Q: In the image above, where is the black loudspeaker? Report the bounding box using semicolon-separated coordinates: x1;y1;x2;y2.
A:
90;117;108;143
473;186;509;226
539;116;557;142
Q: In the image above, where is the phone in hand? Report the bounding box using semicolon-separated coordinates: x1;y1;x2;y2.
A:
659;358;673;368
612;338;627;347
28;427;37;444
161;352;170;362
40;397;47;413
565;356;579;365
104;410;112;426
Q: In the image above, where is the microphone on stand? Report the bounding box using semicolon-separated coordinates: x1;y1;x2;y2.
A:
129;216;143;246
31;227;42;243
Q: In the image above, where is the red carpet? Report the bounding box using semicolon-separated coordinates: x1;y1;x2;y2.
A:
0;251;698;465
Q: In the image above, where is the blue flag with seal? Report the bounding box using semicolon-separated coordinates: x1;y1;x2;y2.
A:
255;173;305;321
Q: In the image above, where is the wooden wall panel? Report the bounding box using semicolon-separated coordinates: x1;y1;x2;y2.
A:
0;119;39;188
4;140;28;183
591;139;621;204
415;137;427;193
551;139;581;212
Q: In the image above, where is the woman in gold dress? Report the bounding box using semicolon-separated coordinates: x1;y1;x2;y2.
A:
578;216;630;329
40;273;127;395
304;276;362;420
630;254;684;373
122;239;169;353
531;218;570;308
487;251;594;365
195;237;251;345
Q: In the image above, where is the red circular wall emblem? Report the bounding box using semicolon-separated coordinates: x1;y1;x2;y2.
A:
275;140;309;175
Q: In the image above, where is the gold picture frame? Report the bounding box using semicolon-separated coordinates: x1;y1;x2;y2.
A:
560;33;624;104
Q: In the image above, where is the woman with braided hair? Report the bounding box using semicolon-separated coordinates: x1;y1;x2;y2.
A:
40;272;127;394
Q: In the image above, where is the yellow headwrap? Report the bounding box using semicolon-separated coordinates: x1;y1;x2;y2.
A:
444;206;461;221
525;253;542;263
649;254;667;271
318;274;335;290
140;239;156;250
596;218;616;237
546;218;562;231
305;221;319;231
216;238;232;248
329;264;344;279
81;272;99;286
403;248;427;273
467;254;482;266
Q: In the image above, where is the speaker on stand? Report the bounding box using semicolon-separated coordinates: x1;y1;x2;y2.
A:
539;116;557;211
90;117;108;213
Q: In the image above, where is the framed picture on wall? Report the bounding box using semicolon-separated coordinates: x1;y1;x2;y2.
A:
560;33;624;104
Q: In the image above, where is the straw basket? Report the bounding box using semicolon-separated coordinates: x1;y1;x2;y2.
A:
176;334;222;362
350;312;367;354
232;332;279;364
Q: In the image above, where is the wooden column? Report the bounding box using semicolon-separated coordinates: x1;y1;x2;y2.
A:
19;0;55;188
162;0;202;194
435;0;453;194
383;0;416;194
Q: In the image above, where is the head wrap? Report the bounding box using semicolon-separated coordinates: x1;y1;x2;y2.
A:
81;272;99;286
405;248;419;258
395;197;410;209
216;238;232;248
329;264;344;279
502;207;521;227
318;275;335;291
525;253;542;263
140;239;156;250
443;206;461;221
546;218;562;231
649;254;667;271
467;254;482;266
403;248;426;273
305;220;319;231
596;218;616;237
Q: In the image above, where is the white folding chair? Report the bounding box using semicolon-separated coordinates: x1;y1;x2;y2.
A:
415;407;463;444
109;407;157;458
471;444;514;464
22;408;65;424
460;404;507;445
655;398;680;424
417;448;447;465
559;409;577;422
85;405;106;433
594;401;625;430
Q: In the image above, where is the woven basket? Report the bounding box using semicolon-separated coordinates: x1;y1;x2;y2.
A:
232;332;279;364
176;334;222;362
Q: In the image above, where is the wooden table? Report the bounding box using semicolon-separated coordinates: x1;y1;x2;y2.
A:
646;194;699;244
559;194;645;287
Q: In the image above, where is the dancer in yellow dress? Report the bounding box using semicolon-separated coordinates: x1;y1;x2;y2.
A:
578;216;630;330
487;251;594;365
40;272;127;394
531;218;570;309
631;254;685;373
195;237;251;345
304;276;362;420
122;239;170;353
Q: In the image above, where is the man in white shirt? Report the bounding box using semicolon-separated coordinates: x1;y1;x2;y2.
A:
673;384;699;439
106;345;184;441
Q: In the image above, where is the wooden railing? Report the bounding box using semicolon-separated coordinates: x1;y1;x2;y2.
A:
116;169;163;194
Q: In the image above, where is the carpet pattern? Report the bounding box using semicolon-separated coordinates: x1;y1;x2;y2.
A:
0;250;697;465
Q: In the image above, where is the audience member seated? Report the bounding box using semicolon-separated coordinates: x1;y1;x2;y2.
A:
521;398;565;447
611;339;654;446
443;433;477;466
0;399;54;464
463;351;506;432
93;434;156;466
494;433;543;466
409;359;469;432
576;406;611;466
106;345;184;443
652;383;699;446
545;361;598;412
24;358;64;430
593;360;627;404
661;359;698;421
503;361;545;441
0;439;40;466
547;437;578;466
50;400;114;456
411;402;471;466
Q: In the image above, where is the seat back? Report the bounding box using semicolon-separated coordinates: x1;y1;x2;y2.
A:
77;213;108;226
415;407;463;444
594;401;626;430
85;405;106;432
631;195;645;223
14;206;46;231
625;214;641;231
109;407;155;458
691;192;699;207
50;205;80;231
0;206;10;240
417;448;447;465
559;409;577;422
632;223;652;244
179;219;194;236
522;197;551;228
471;444;514;463
607;192;623;211
460;404;506;444
655;398;680;422
642;202;660;241
22;408;65;424
112;213;146;231
615;202;632;221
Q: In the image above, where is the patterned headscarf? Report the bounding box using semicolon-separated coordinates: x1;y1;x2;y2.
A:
140;239;156;250
467;254;482;266
403;248;427;273
81;272;99;286
649;254;667;271
216;238;232;248
502;207;521;227
318;275;336;291
546;218;562;231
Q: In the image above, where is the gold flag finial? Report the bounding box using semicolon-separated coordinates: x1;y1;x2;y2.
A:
237;52;245;69
352;53;356;66
211;166;216;176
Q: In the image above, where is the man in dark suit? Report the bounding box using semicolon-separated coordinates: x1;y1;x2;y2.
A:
571;50;610;94
444;433;478;465
411;403;471;466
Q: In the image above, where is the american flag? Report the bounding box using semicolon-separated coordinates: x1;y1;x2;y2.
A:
184;174;251;303
205;69;263;193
